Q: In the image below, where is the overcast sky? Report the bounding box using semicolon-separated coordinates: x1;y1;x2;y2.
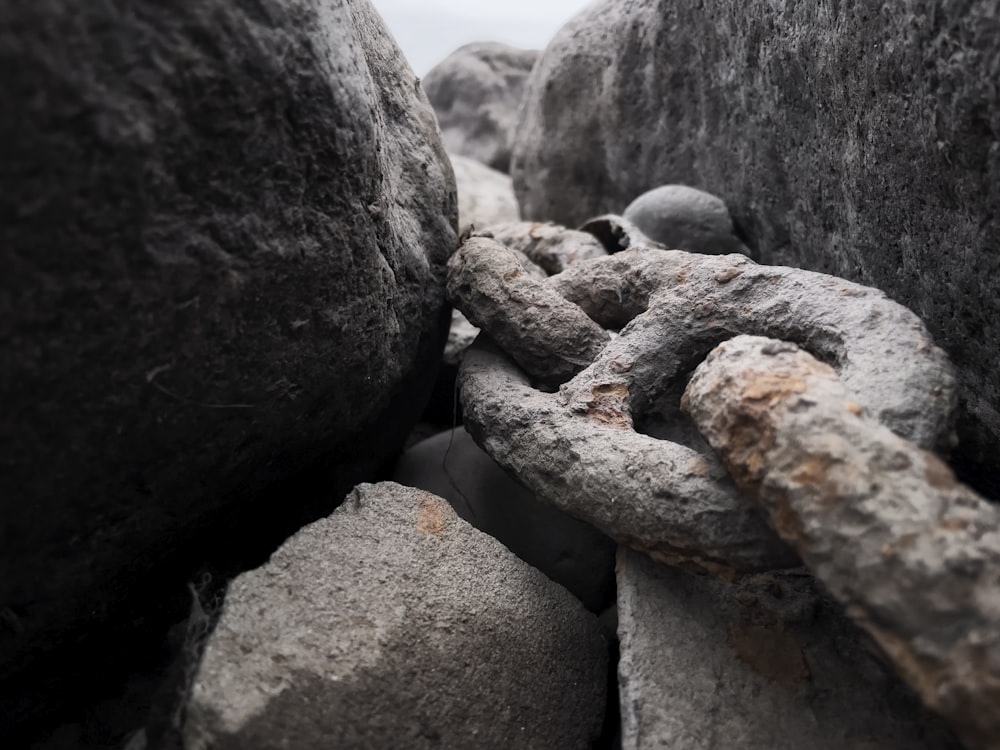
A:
371;0;592;75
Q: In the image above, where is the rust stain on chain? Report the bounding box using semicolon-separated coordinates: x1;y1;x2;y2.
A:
583;382;630;428
742;373;807;405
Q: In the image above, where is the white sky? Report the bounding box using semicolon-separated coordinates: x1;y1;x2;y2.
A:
371;0;592;76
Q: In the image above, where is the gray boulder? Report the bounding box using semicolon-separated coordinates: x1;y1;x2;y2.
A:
451;153;520;235
392;428;616;612
511;0;1000;496
617;547;961;750
0;0;455;729
424;42;539;173
623;185;748;254
183;482;608;749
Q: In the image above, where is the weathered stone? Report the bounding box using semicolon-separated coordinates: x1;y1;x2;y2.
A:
392;428;616;612
457;248;955;574
482;221;608;275
424;42;539;173
623;184;748;254
683;335;1000;750
511;0;1000;496
447;237;609;387
0;0;455;729
451;153;519;235
183;482;608;750
617;547;962;750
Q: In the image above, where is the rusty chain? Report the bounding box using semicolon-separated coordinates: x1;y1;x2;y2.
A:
447;219;999;749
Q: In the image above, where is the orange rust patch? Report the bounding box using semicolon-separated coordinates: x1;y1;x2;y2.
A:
924;453;957;491
727;622;810;683
789;454;843;509
583;382;630;428
741;373;807;405
416;497;445;535
844;400;863;416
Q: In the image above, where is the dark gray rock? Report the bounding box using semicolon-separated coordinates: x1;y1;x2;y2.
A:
617;547;961;750
511;0;1000;496
623;185;748;254
424;42;539;173
0;0;455;729
392;428;616;612
451;153;520;235
183;482;608;749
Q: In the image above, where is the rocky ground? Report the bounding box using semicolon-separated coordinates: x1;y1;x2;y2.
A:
3;1;999;749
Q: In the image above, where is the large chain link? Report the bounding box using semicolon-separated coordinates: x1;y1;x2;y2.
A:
448;220;998;749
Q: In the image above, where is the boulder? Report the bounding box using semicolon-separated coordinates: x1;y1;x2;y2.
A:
392;428;616;612
617;548;961;750
424;42;539;173
0;0;455;732
451;154;520;235
623;185;748;254
183;482;608;749
511;0;1000;497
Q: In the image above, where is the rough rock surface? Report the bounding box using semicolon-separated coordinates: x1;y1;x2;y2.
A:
623;185;748;254
424;42;539;173
392;428;616;612
617;547;961;750
451;153;520;235
511;0;1000;496
0;0;455;731
683;336;1000;750
183;482;608;749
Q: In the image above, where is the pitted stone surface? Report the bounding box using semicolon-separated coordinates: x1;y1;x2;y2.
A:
183;482;608;750
683;336;1000;750
617;547;962;750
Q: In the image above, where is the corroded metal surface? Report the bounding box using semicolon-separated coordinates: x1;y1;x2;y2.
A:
683;335;1000;750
